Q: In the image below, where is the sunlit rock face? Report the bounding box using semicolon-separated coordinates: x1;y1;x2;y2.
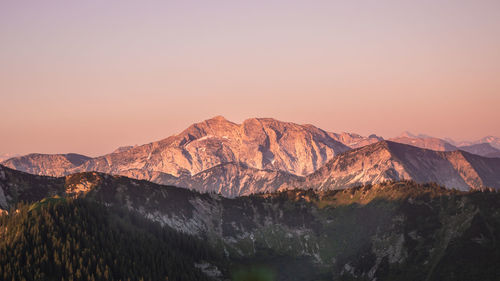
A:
75;116;351;177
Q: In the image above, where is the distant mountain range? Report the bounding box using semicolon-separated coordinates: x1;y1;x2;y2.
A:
2;117;499;196
389;134;458;152
452;135;500;150
388;132;500;158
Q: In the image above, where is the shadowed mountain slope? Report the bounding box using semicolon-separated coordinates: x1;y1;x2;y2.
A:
458;143;500;158
454;136;500;150
281;141;500;192
1;166;500;281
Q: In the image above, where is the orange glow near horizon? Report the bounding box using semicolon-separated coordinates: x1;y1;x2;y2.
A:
1;1;500;156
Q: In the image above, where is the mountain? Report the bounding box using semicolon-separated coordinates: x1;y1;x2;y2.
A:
451;136;500;150
3;140;500;197
459;143;500;158
111;145;137;153
389;134;457;151
74;116;352;177
0;198;220;281
388;134;500;158
477;136;500;149
328;131;383;149
2;117;383;181
1;153;91;177
0;153;20;162
2;165;500;280
398;131;434;139
281;141;500;192
3;117;377;197
167;162;302;197
1;118;498;197
116;162;302;197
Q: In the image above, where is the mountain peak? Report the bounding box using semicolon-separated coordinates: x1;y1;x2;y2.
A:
207;115;229;122
399;131;417;138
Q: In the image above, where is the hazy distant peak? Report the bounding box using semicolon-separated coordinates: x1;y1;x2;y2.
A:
399;131;417;138
483;136;497;141
389;134;457;152
454;135;500;150
397;131;434;139
209;115;228;121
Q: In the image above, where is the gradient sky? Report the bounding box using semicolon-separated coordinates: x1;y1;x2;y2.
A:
1;0;499;156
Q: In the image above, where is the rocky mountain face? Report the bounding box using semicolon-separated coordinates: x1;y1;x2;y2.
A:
167;162;302;197
1;117;382;180
458;143;500;158
1;166;500;281
116;162;302;197
2;117;377;197
1;153;91;177
328;132;383;149
74;116;351;177
281;141;500;192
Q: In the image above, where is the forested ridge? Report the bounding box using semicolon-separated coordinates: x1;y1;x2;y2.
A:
0;197;222;281
2;173;500;281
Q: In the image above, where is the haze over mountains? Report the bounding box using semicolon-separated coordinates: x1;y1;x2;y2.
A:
388;132;500;157
452;136;500;150
2;116;500;196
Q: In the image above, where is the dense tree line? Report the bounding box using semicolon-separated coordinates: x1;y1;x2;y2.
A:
0;198;222;281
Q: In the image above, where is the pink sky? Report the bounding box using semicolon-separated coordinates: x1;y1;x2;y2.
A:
1;0;499;156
